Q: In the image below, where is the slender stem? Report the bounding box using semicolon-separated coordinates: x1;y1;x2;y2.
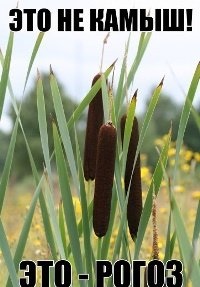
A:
97;237;102;260
100;33;110;73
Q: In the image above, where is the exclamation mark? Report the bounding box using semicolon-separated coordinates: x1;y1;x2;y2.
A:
186;9;193;31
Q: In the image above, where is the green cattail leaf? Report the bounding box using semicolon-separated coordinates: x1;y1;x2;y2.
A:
170;190;200;287
107;191;130;287
101;73;110;123
58;202;68;257
0;31;14;119
126;32;151;89
43;180;66;259
134;128;171;259
53;123;84;280
50;71;79;195
163;212;172;263
37;73;52;181
138;79;163;156
174;62;200;181
121;95;136;176
76;130;94;287
0;220;18;287
115;33;131;117
0;119;18;214
115;32;151;118
23;32;44;93
191;105;200;132
6;177;43;287
193;202;200;245
0;36;57;265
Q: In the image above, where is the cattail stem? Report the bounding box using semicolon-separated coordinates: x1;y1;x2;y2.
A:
97;238;102;260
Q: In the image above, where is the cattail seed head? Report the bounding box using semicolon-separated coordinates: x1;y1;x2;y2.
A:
121;114;142;240
84;74;104;181
93;122;117;237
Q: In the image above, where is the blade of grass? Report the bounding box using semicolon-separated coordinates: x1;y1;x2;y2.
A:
164;212;173;263
53;123;84;284
193;200;200;245
43;178;66;259
138;79;163;155
0;119;18;214
0;220;19;287
170;185;200;287
115;33;151;118
50;69;79;194
37;72;53;186
75;129;93;287
174;62;200;180
0;31;14;119
101;73;110;122
58;201;68;257
121;95;136;176
134;128;171;259
115;33;131;116
6;176;43;287
0;34;57;260
191;105;200;132
107;194;129;287
125;79;163;205
126;32;151;90
23;32;44;93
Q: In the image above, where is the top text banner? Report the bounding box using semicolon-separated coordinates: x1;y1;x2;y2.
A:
9;9;193;32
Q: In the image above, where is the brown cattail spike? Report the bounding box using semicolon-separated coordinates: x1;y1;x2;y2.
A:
83;74;104;181
121;115;142;240
93;122;117;237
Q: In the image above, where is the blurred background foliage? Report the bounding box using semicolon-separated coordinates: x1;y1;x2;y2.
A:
0;74;199;180
6;74;86;179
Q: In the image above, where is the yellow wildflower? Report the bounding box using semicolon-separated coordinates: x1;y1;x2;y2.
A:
174;185;185;193
192;191;200;200
194;152;200;162
181;163;190;172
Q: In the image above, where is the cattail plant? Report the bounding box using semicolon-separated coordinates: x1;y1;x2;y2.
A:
83;73;104;181
144;197;159;287
152;196;159;260
121;114;142;240
93;122;117;237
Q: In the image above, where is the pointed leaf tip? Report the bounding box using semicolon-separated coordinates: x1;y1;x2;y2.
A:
109;58;118;69
50;64;54;75
159;76;165;86
132;89;138;100
37;68;40;80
